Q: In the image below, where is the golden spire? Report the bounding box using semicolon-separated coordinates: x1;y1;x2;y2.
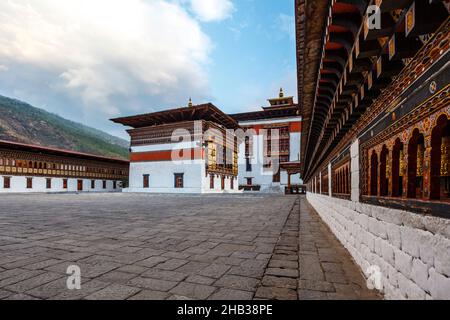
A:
188;97;193;107
279;87;284;98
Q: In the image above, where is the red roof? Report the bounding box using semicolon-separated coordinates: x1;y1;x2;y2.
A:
0;139;129;164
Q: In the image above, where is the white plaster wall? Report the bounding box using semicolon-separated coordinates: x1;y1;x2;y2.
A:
307;192;450;300
350;139;360;202
237;128;302;191
131;141;200;153
0;176;120;193
126;160;204;193
200;174;240;194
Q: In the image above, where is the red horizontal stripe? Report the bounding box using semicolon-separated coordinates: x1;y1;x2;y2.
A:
130;148;203;162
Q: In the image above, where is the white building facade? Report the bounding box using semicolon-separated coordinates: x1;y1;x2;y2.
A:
230;90;303;193
112;103;241;194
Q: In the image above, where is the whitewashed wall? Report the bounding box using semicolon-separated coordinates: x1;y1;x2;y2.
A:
307;192;450;300
126;157;240;194
0;176;120;193
126;160;203;193
237;118;303;192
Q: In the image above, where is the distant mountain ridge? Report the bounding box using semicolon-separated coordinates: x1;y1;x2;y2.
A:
0;95;129;159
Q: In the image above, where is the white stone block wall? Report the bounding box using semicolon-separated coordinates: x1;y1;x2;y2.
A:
307;192;450;300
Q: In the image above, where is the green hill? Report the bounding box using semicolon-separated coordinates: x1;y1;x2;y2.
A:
0;95;129;159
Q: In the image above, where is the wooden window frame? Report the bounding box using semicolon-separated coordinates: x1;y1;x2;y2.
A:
210;174;214;189
174;173;184;189
143;174;150;188
26;177;33;189
3;176;11;189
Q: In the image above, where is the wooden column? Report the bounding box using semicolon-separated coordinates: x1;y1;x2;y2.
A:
402;150;409;198
376;151;381;197
368;150;372;196
423;136;432;199
388;146;394;197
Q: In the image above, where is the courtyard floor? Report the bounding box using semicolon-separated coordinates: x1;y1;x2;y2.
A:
0;193;380;300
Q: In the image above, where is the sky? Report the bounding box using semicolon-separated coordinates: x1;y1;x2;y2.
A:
0;0;297;139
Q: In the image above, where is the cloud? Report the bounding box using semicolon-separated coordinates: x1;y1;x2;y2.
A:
189;0;234;22
0;65;8;72
277;14;295;40
0;0;213;128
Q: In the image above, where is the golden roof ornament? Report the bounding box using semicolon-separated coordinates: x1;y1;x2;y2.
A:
188;98;193;107
279;88;284;98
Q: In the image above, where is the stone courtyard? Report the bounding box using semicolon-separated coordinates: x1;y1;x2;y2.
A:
0;193;379;300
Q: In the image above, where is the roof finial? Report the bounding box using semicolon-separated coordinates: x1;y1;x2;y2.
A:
188;97;193;107
279;87;284;98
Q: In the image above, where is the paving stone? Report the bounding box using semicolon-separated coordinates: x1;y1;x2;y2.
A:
254;286;297;300
141;269;187;282
325;272;349;284
0;289;12;299
96;271;137;284
25;278;68;299
298;280;335;292
262;276;297;290
5;272;63;293
127;277;178;292
268;260;298;269
198;264;230;279
23;259;63;271
185;275;216;286
0;270;44;287
157;259;189;271
0;194;380;300
298;289;328;300
85;284;140;300
266;268;298;278
214;275;259;292
136;256;169;268
170;282;217;300
209;288;253;300
49;280;109;300
176;261;209;274
116;265;148;275
5;293;40;300
128;290;169;300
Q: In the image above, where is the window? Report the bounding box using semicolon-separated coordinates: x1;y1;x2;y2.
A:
143;174;149;188
246;178;253;186
77;180;83;191
3;177;10;189
63;179;68;189
231;177;234;189
91;180;95;189
246;158;252;172
103;180;107;189
26;177;33;189
174;173;184;188
210;174;215;189
113;181;117;189
46;178;52;189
